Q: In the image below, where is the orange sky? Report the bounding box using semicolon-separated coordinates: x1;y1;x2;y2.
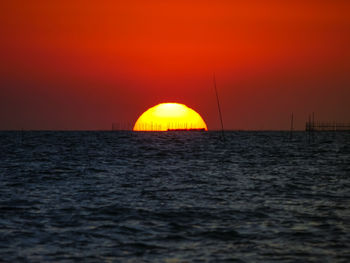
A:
1;0;349;130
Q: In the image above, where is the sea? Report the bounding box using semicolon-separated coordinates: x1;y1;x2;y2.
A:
0;131;349;262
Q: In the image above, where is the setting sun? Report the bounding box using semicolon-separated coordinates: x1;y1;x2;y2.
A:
133;103;208;131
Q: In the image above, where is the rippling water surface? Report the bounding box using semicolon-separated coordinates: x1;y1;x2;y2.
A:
0;131;349;262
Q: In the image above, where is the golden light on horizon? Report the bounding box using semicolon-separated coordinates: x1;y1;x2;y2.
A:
133;103;208;131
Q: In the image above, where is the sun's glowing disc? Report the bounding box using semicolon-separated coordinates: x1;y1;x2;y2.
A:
133;103;208;131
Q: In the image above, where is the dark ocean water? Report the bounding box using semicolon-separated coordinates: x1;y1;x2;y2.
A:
0;131;349;262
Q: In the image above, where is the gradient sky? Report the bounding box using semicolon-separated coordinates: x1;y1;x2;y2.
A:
1;0;349;130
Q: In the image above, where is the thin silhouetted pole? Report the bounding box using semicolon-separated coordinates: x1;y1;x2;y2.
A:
214;73;225;140
290;113;294;140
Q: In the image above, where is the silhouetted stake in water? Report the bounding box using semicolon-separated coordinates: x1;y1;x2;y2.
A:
307;114;313;143
213;73;225;141
290;113;294;140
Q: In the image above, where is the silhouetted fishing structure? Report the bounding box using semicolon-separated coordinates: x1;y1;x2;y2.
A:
305;113;349;142
112;122;132;131
305;113;350;142
167;128;205;131
306;121;350;131
213;73;225;140
128;121;207;131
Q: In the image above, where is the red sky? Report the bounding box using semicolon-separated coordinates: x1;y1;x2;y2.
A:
1;0;349;130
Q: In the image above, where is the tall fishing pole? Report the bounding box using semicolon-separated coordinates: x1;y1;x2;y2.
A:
213;73;225;140
290;112;294;140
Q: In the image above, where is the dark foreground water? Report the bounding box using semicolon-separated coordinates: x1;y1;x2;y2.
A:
0;131;349;262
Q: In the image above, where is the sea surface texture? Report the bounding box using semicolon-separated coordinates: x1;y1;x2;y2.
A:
0;131;349;262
